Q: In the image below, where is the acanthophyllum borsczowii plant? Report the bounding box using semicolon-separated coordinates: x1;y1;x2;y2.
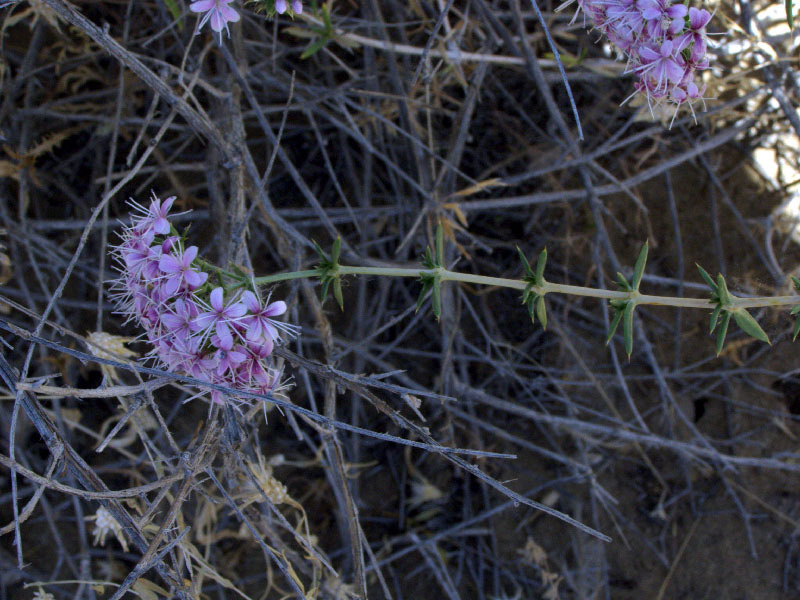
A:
113;193;800;411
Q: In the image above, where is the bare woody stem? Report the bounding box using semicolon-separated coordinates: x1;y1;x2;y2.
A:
252;265;800;311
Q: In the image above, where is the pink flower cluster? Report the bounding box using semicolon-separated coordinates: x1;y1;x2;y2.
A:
574;0;711;117
112;193;297;406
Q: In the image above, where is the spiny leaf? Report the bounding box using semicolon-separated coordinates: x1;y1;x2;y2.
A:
793;316;800;342
623;301;635;357
322;1;332;29
416;274;434;313
606;305;625;345
431;278;442;321
709;304;722;333
526;294;536;321
301;37;328;59
416;285;430;313
792;275;800;292
696;264;717;292
330;236;341;266
632;240;648;290
333;277;344;311
788;0;794;29
716;274;732;306
312;239;329;262
535;295;547;330
522;282;534;304
615;272;632;292
320;276;332;303
716;311;731;356
435;223;444;268
535;248;547;285
517;246;533;278
732;310;769;344
422;246;436;269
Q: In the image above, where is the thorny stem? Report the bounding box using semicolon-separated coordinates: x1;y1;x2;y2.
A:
253;266;800;311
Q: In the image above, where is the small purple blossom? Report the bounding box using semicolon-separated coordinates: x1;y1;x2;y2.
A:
212;336;248;377
132;194;175;236
241;290;287;343
193;287;247;347
190;0;240;40
677;7;712;52
160;298;200;339
637;40;685;94
159;245;208;295
123;239;161;280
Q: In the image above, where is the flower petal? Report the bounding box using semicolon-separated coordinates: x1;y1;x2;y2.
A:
265;300;287;316
666;4;687;18
209;10;225;32
184;246;199;264
665;59;685;83
159;253;182;274
190;0;216;12
210;287;224;311
163;275;181;296
241;290;261;313
639;46;660;62
219;5;240;22
225;302;247;319
246;320;262;342
184;269;206;288
215;321;233;347
689;7;712;29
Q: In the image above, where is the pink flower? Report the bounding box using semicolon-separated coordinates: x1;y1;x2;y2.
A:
160;298;200;338
134;194;175;236
161;236;179;253
238;354;274;389
685;7;712;39
241;290;287;343
212;336;248;376
123;239;161;280
192;287;247;347
637;40;685;95
159;245;208;295
673;10;708;53
638;0;686;36
190;0;240;40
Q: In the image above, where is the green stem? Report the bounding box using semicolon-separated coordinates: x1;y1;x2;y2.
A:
253;269;319;285
248;264;798;311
